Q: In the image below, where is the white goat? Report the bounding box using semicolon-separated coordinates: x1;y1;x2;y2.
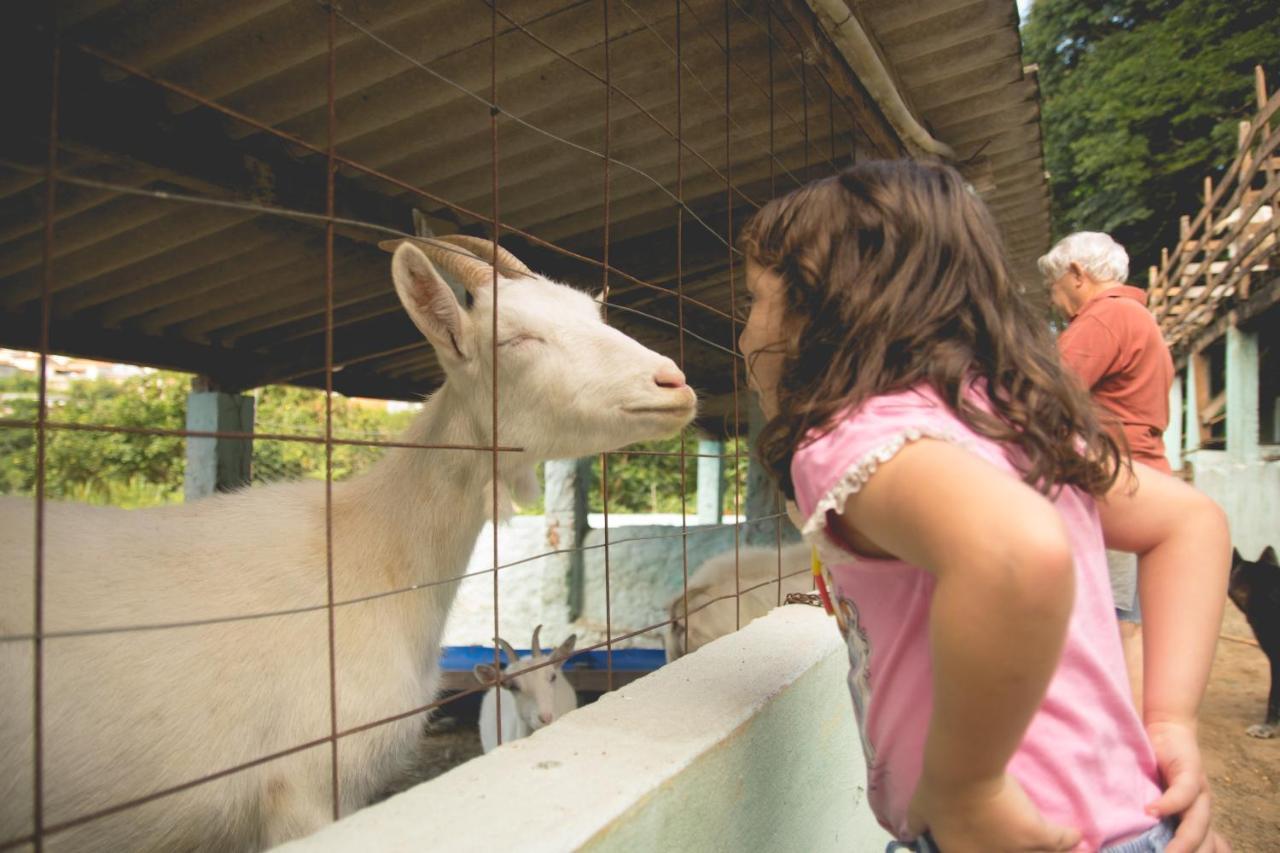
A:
0;235;696;851
474;625;578;753
663;543;813;661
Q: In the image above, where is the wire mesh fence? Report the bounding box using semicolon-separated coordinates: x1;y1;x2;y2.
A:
0;1;884;848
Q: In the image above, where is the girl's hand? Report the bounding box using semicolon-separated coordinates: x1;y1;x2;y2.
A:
907;772;1082;852
1145;720;1230;853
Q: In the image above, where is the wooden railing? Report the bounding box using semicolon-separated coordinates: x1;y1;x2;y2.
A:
1150;66;1280;353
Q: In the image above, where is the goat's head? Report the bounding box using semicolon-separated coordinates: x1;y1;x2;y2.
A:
473;627;578;730
383;236;697;460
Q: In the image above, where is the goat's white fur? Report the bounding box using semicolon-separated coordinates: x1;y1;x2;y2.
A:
0;238;695;850
663;543;813;662
475;626;578;754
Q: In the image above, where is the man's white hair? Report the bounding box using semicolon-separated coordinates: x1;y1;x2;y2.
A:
1037;231;1130;284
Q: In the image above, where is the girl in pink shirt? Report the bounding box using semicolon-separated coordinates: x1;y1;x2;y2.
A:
736;161;1229;852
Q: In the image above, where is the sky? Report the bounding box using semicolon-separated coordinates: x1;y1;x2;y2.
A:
1018;0;1035;23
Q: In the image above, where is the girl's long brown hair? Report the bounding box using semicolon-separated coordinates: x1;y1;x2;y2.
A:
739;160;1121;499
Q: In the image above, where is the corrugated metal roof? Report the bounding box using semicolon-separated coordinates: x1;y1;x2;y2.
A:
850;0;1052;302
1;0;1050;416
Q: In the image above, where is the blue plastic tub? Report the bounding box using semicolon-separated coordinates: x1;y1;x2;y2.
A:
440;645;666;673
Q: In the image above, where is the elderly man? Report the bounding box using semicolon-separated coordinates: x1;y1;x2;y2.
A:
1039;231;1174;711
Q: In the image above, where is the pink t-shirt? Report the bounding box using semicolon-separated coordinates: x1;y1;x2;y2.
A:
791;385;1161;850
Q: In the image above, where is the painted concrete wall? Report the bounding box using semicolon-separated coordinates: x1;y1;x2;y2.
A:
442;516;559;647
1185;449;1280;558
1181;325;1277;558
443;516;753;650
279;606;890;853
578;522;738;643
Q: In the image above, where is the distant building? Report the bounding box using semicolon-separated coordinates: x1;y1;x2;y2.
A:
0;349;147;390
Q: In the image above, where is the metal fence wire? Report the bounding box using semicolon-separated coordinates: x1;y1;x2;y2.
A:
0;1;885;848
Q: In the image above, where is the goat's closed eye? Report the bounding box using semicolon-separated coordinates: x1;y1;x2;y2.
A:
497;334;544;348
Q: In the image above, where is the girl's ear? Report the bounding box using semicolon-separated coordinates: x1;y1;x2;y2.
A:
391;242;472;363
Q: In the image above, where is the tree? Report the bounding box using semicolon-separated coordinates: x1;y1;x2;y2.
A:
1023;0;1280;272
0;370;750;516
251;384;416;485
588;434;750;515
0;371;187;506
0;373;418;507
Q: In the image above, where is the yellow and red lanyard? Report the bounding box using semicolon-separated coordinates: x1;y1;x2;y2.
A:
812;545;835;616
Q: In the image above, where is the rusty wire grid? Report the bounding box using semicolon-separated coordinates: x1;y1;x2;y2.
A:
0;1;879;848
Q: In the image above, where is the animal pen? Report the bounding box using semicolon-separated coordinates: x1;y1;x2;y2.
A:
0;1;1051;849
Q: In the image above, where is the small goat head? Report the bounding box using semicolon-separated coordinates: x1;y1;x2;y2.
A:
381;236;697;461
474;625;578;731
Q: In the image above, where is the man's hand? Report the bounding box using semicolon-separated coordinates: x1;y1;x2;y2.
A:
907;772;1082;853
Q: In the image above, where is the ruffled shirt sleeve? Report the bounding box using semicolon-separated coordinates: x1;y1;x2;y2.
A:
790;389;996;563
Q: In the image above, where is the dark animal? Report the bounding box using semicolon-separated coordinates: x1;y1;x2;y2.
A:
1228;546;1279;738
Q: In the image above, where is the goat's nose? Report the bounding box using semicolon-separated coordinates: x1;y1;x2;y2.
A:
540;712;553;725
654;362;687;389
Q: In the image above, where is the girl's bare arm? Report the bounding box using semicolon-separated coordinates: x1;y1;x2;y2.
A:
1097;462;1229;728
1097;462;1229;853
831;438;1081;848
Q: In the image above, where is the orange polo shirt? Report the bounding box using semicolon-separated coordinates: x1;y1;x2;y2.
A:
1057;286;1174;473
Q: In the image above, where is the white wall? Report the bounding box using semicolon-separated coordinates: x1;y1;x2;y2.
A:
444;515;751;650
279;606;890;853
1186;449;1280;558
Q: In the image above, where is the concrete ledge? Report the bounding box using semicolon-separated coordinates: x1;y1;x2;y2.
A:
278;606;888;852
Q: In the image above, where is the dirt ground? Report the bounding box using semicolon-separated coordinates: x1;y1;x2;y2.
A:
376;714;485;802
387;617;1278;849
1201;605;1278;851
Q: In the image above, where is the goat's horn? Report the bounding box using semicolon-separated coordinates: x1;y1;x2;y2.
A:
496;637;521;672
432;234;534;279
531;624;543;656
377;237;494;293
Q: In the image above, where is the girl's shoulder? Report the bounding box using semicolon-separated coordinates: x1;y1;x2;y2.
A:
790;384;1009;522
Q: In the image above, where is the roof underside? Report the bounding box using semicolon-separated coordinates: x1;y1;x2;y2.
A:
851;0;1052;300
1;0;1050;430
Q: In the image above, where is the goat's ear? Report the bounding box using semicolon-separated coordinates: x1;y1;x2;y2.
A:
1261;546;1278;566
391;242;472;363
474;663;498;686
554;633;577;663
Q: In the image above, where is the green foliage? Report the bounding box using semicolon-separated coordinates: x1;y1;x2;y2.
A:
0;371;187;507
251;385;417;485
0;372;418;508
1023;0;1280;270
0;370;749;515
588;434;749;515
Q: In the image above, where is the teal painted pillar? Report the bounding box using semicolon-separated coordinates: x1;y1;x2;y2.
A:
696;439;725;525
184;378;254;501
1184;359;1201;455
1226;324;1260;463
1164;374;1183;471
544;457;591;620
